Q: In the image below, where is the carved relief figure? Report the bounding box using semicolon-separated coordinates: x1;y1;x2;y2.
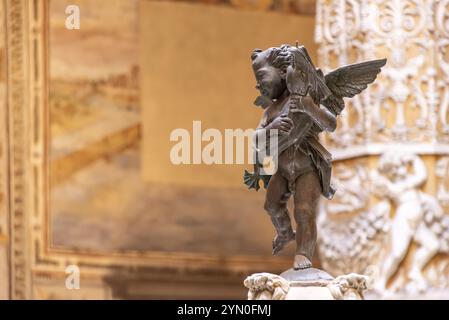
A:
372;152;449;292
319;152;449;295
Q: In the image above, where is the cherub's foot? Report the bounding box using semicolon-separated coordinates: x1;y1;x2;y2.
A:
272;231;295;255
293;254;312;270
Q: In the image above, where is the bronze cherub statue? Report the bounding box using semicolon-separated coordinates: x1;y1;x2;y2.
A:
244;43;386;270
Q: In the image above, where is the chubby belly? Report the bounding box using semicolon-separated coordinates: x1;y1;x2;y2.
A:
277;144;314;179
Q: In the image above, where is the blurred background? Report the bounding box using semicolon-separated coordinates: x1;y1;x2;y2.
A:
1;0;449;299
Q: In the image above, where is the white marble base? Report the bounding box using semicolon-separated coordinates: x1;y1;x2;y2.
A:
244;270;368;300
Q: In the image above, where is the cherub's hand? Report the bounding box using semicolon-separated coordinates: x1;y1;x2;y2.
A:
288;95;305;114
291;96;319;116
265;114;294;135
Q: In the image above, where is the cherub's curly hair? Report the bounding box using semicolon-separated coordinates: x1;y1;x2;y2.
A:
251;44;331;105
251;44;293;72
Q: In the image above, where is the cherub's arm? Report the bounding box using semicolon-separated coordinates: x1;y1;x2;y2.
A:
256;109;293;134
252;110;292;169
394;154;427;192
254;111;289;156
292;96;337;132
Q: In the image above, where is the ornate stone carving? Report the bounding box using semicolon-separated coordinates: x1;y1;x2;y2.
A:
436;156;449;207
316;0;449;298
324;163;369;215
4;0;32;300
373;152;444;292
244;272;368;300
316;0;449;156
319;200;390;276
319;152;449;296
327;273;368;300
0;0;9;300
244;273;290;300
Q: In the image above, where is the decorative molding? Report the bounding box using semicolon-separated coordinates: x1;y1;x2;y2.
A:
316;0;449;156
327;273;368;300
5;0;32;300
244;272;368;300
244;273;290;300
319;151;449;296
316;0;449;298
0;0;10;300
148;0;317;15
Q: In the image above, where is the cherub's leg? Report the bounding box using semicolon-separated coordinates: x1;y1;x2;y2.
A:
293;170;321;270
376;205;415;291
409;226;439;290
264;172;295;255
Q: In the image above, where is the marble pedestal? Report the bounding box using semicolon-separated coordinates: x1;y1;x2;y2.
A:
244;268;368;300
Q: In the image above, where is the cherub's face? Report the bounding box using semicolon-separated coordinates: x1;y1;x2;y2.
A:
382;158;407;181
252;51;286;100
389;167;404;181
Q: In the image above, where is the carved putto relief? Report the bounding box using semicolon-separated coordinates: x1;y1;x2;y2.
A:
319;152;449;296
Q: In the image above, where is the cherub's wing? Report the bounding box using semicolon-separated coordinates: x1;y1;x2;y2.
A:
323;58;386;114
325;58;387;98
286;46;332;103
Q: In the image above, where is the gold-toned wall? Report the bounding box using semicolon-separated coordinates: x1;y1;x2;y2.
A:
0;0;8;300
141;1;317;188
0;0;319;300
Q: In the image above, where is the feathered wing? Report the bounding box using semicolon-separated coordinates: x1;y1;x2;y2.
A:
322;58;387;115
287;46;332;104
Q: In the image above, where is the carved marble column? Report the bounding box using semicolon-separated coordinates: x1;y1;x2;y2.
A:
316;0;449;298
